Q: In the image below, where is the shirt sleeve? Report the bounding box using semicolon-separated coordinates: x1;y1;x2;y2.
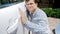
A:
24;16;48;32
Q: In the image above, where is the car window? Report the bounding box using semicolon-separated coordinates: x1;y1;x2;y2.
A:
0;0;23;9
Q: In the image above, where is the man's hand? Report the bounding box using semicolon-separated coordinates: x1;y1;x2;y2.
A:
19;8;28;24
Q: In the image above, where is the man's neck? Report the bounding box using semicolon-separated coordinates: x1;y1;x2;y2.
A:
31;8;37;14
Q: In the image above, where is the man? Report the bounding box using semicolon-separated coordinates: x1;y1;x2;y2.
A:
19;0;50;34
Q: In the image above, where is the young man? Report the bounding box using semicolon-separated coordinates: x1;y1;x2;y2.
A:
19;0;50;34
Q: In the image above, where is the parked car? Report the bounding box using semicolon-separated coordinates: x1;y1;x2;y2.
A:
0;1;26;34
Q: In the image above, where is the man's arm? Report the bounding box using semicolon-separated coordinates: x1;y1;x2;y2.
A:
19;8;49;32
23;16;48;32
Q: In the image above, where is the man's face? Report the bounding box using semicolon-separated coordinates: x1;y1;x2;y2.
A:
25;0;37;12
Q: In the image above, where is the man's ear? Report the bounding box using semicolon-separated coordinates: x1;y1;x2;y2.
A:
35;3;38;7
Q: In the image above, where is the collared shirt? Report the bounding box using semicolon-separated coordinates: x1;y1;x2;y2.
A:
24;8;50;34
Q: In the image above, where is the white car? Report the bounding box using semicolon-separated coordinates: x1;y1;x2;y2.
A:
0;1;26;34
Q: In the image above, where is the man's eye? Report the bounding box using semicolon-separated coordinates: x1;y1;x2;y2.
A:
26;3;33;5
30;3;33;5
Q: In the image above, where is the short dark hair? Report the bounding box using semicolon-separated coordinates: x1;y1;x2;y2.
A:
25;0;38;3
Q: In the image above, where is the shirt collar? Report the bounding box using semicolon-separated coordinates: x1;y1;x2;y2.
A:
29;7;39;16
33;8;39;16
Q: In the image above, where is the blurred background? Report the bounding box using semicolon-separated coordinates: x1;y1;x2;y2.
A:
0;0;60;34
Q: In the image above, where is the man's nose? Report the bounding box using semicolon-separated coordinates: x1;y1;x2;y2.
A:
28;4;32;7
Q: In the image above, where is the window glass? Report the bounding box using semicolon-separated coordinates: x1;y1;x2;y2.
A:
0;0;24;9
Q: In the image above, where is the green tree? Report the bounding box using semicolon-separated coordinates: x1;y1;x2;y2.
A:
0;0;1;5
17;0;24;2
38;0;42;3
1;0;9;4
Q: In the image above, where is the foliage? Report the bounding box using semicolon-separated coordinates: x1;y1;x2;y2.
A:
42;8;60;18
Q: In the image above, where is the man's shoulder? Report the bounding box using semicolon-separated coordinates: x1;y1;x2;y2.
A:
35;8;48;19
36;8;46;15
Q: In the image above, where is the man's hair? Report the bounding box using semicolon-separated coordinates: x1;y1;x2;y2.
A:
25;0;38;3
